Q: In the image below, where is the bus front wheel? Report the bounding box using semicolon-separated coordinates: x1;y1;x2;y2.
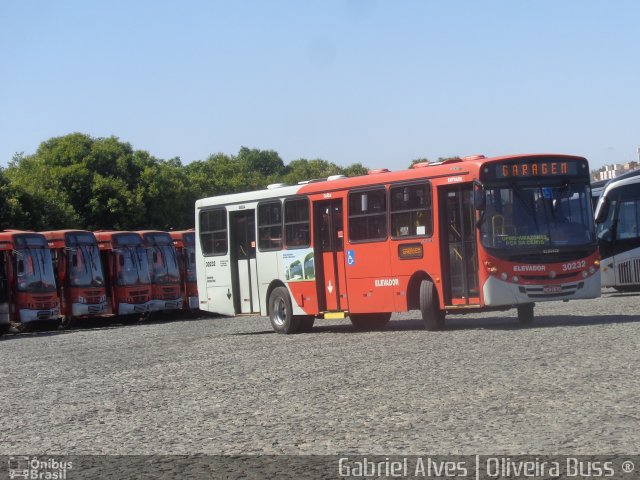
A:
420;279;445;331
268;287;302;334
517;303;534;324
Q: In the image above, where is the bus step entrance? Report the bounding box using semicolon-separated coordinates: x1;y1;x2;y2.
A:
322;311;347;320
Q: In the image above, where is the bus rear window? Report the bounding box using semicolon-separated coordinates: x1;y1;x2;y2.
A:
284;199;310;248
200;209;228;256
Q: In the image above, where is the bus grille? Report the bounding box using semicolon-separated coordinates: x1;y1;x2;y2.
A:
617;258;640;285
518;282;584;299
130;290;149;303
161;287;179;300
37;311;53;320
33;295;54;300
34;302;56;309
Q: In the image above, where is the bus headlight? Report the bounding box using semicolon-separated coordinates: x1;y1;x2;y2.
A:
581;271;588;278
512;275;519;283
500;272;508;281
549;271;557;279
588;266;595;274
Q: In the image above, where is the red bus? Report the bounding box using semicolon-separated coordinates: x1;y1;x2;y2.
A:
170;230;199;311
195;154;600;334
137;230;183;312
94;231;152;319
0;230;60;332
41;230;108;328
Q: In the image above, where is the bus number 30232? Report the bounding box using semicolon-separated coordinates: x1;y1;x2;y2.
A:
562;260;586;271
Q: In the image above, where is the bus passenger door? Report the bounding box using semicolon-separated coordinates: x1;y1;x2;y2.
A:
439;185;480;306
313;200;348;311
230;210;260;314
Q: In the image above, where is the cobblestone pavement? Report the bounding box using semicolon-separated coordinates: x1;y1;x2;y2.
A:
0;289;638;455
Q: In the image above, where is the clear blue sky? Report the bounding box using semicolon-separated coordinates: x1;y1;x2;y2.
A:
1;0;639;171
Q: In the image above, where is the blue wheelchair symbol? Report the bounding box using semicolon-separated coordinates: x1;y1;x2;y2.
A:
347;250;355;266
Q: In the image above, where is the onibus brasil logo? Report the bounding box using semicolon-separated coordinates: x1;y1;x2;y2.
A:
8;457;73;480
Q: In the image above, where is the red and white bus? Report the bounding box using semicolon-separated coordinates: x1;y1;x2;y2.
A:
0;230;60;332
137;230;183;312
170;229;199;311
195;154;600;333
42;230;108;328
94;231;152;320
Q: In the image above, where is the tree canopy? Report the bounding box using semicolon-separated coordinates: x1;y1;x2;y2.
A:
1;133;379;231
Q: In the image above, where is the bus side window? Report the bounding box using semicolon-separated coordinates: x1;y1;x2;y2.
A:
200;209;228;255
284;198;310;248
617;199;640;240
390;183;432;238
348;188;387;242
258;201;283;251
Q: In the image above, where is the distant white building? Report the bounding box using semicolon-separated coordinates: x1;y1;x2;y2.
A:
594;161;638;181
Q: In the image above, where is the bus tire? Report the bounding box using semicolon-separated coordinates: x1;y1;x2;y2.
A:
268;287;301;334
420;279;445;331
350;313;391;330
517;303;534;324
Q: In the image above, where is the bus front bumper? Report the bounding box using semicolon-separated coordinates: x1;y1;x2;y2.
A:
117;302;151;315
148;298;184;312
483;272;601;307
72;301;108;317
19;308;60;324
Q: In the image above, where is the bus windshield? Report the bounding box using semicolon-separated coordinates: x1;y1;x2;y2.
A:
68;245;105;287
148;245;180;284
480;183;595;251
115;246;151;286
16;247;57;293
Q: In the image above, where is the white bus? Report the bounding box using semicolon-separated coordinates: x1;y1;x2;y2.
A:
594;169;640;291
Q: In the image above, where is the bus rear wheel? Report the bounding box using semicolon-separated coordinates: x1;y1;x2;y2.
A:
350;313;391;330
268;287;302;334
420;279;445;331
517;303;534;324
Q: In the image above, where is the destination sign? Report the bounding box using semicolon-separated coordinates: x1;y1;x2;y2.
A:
398;243;423;259
481;159;585;181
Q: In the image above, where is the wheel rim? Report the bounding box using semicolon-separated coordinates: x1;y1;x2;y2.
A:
273;298;287;326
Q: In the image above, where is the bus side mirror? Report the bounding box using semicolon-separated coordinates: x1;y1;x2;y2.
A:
71;253;78;267
118;255;125;267
17;259;24;274
594;197;609;224
474;189;486;210
152;252;158;263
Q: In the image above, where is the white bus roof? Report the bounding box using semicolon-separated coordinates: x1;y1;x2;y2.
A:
195;184;302;209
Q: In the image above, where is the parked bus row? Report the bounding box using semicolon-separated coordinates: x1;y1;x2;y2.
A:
194;153;601;334
0;229;198;334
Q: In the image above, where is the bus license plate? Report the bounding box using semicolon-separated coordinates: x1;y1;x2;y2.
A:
543;285;562;294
